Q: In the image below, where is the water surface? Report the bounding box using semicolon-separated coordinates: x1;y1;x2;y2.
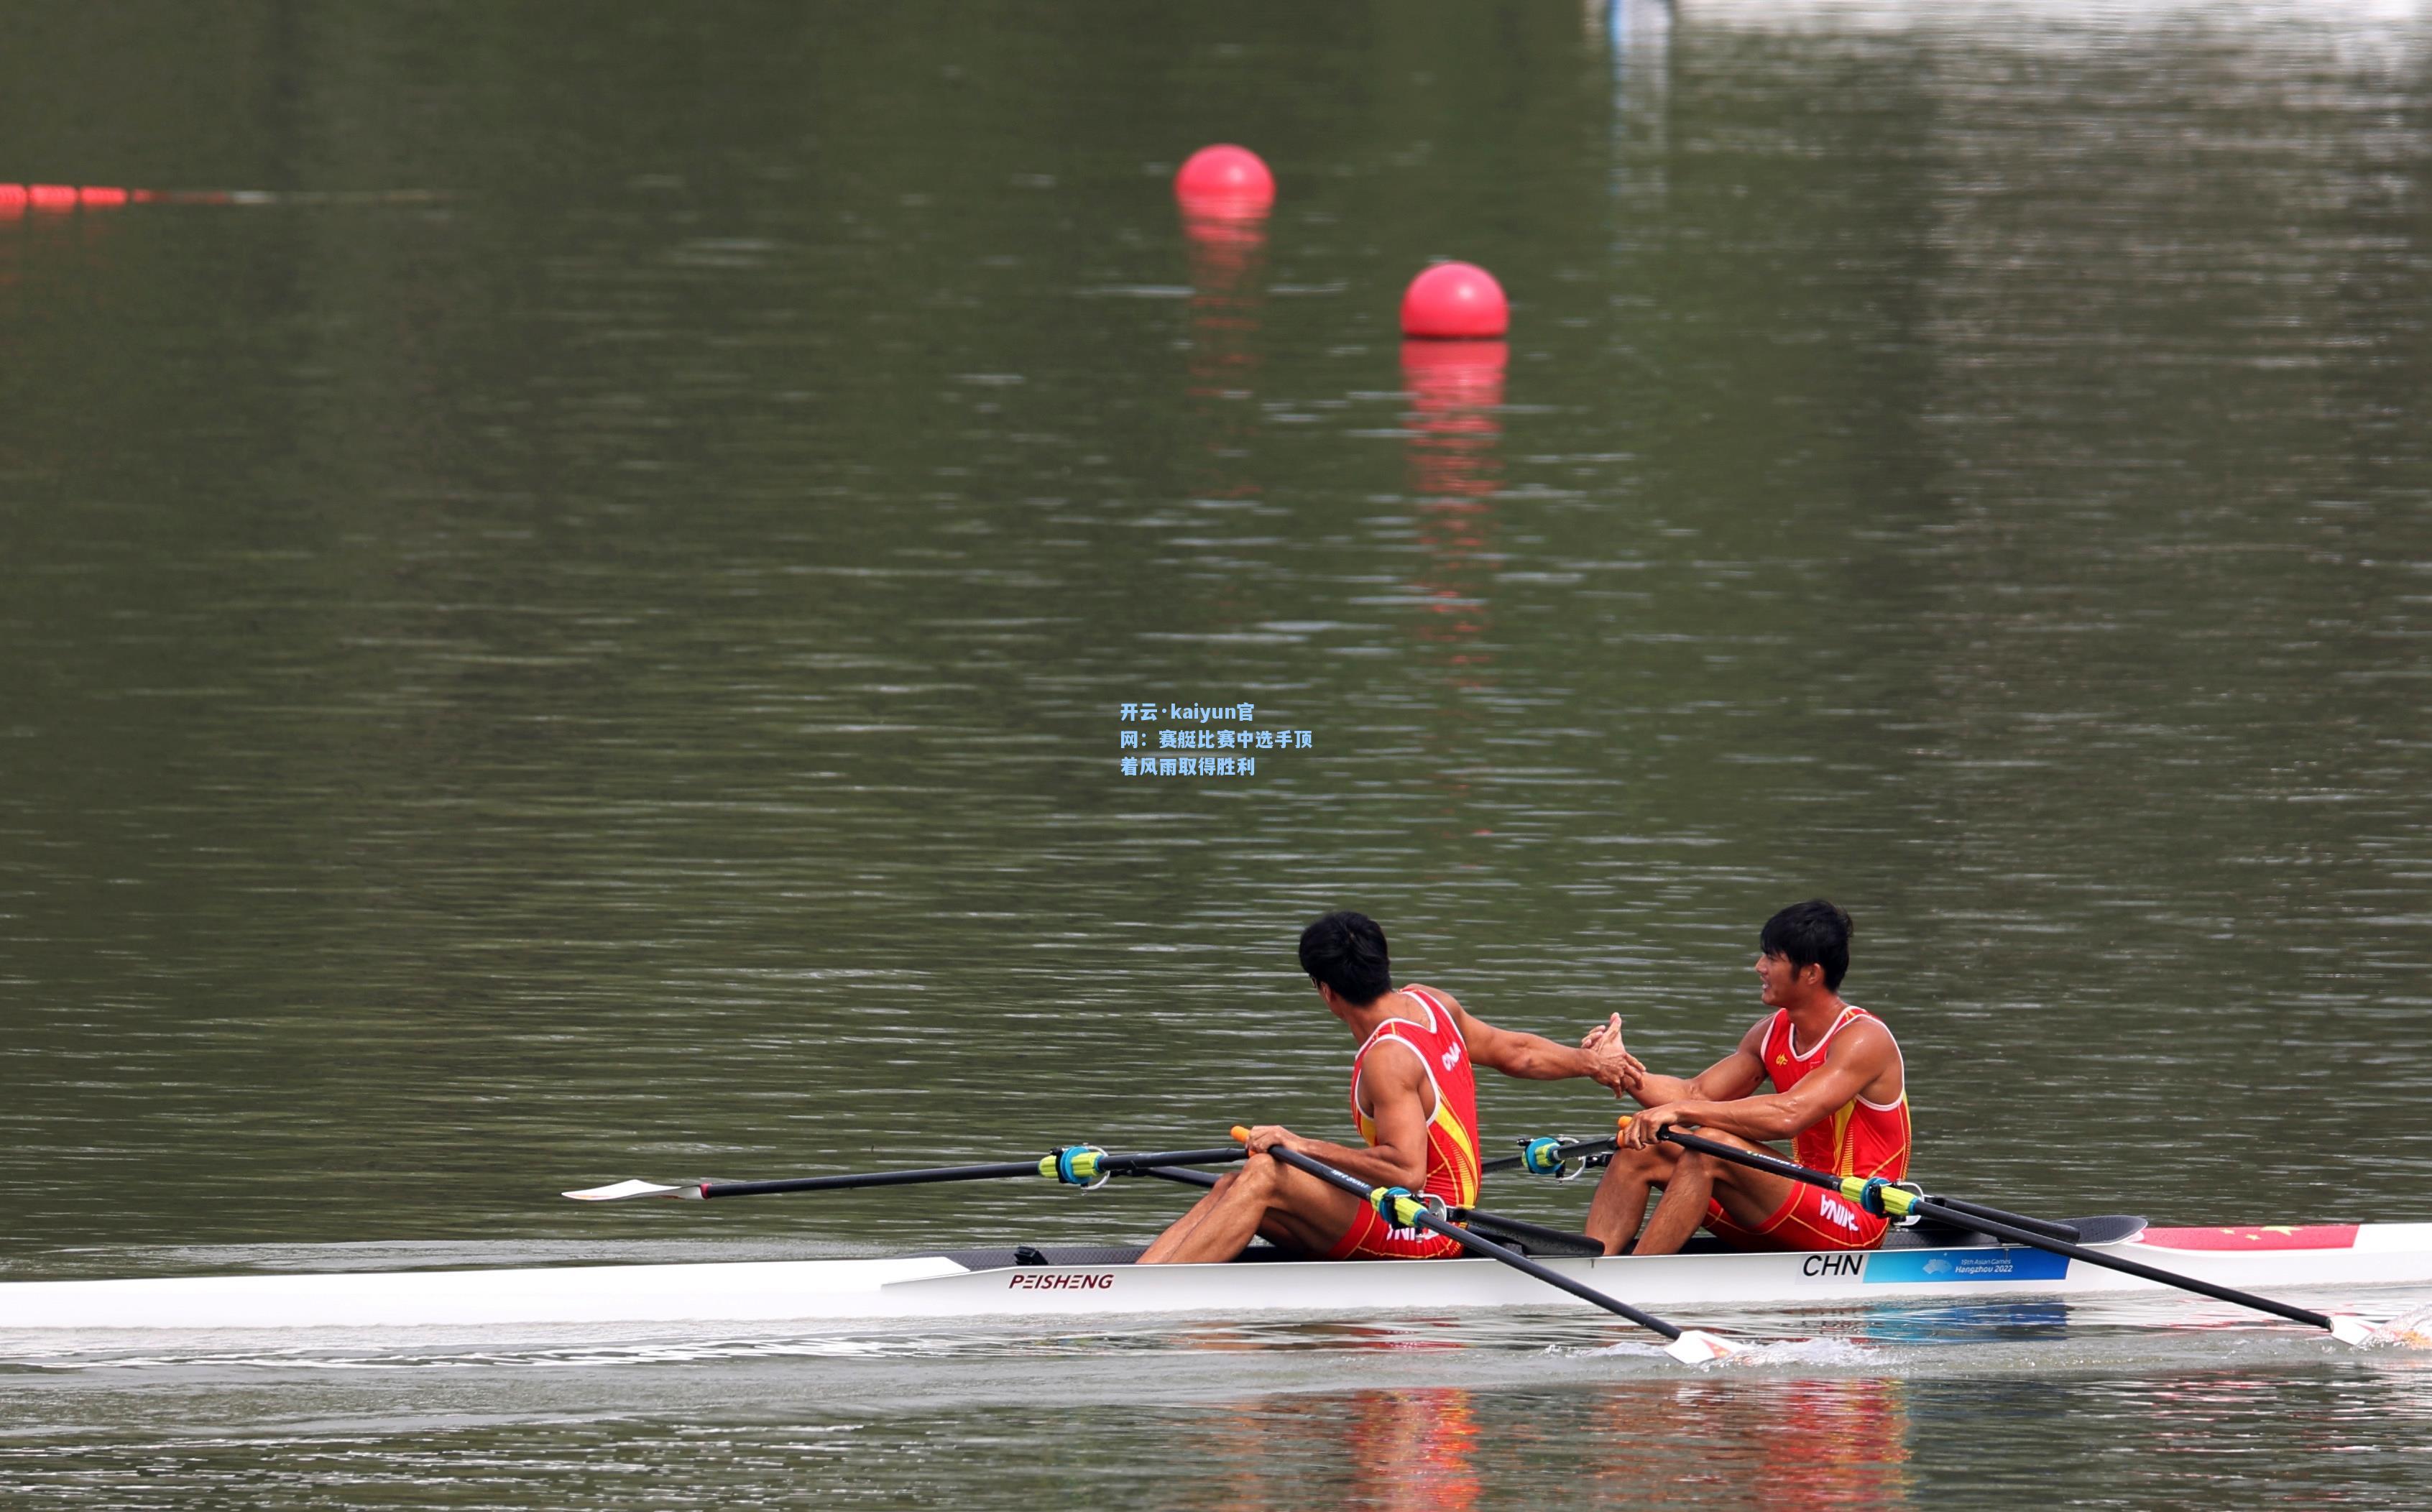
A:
4;0;2431;1503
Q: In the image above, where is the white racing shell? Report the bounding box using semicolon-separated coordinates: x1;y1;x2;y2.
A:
1;1221;2426;1332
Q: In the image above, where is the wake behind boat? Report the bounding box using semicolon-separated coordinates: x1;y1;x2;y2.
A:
6;1217;2429;1334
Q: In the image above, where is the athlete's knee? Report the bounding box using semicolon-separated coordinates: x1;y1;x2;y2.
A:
1236;1152;1282;1193
1602;1143;1673;1178
1700;1150;1768;1186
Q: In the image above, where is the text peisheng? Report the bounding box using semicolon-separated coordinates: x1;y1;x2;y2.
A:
1005;1271;1115;1291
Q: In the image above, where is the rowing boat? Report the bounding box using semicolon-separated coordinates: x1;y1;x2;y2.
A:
5;1218;2426;1332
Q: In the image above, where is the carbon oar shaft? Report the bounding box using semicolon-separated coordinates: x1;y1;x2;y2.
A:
708;1160;1044;1198
1237;1129;1731;1362
1658;1131;2083;1245
1659;1128;2367;1341
704;1146;1249;1199
1912;1196;2338;1331
1493;1131;2081;1245
567;1146;1248;1202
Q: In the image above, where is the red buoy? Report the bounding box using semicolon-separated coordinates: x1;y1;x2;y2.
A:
1174;144;1273;216
1401;262;1509;339
29;184;78;212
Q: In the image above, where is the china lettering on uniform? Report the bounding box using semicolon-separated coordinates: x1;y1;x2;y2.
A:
1818;1197;1862;1232
1005;1272;1115;1291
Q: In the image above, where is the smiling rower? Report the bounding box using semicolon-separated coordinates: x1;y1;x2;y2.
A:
1138;911;1640;1266
1581;900;1912;1257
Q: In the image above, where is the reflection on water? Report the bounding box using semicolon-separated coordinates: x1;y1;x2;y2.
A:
34;1361;2432;1507
1182;204;1267;504
1181;1377;1912;1511
1402;336;1508;829
1401;338;1505;665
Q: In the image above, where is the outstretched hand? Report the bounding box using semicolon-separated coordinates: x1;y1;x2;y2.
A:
1580;1013;1646;1096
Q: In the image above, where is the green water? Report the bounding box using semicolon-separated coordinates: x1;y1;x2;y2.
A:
5;1;2432;1504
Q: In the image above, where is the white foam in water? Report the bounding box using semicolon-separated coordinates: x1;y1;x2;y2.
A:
2363;1302;2432;1349
1560;1334;1885;1368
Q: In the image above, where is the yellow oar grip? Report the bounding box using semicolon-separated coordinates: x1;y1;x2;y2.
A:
1837;1175;1918;1216
1366;1186;1427;1227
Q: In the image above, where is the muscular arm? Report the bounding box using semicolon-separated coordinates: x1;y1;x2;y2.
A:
1624;1020;1900;1147
1249;1043;1433;1190
1426;985;1644;1090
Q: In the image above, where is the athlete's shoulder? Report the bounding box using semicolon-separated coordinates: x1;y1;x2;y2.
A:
1828;1010;1899;1059
1357;1028;1434;1084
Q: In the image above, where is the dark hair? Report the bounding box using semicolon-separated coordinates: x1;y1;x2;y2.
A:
1299;911;1393;1005
1760;900;1854;992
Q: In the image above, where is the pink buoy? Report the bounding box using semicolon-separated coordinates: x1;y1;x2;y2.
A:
1174;144;1273;216
1401;261;1509;339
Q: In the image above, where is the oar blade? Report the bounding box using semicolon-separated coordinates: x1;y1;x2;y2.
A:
1662;1329;1737;1365
563;1179;700;1202
2329;1314;2380;1348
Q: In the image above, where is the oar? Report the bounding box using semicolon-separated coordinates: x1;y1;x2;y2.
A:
1491;1133;2083;1244
1138;1166;1602;1256
1655;1126;2378;1347
1230;1128;1735;1363
564;1144;1248;1202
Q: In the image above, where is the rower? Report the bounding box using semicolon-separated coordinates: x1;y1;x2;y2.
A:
1138;910;1643;1265
1581;900;1912;1256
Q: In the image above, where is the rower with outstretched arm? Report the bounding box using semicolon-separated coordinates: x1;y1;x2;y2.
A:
1139;910;1642;1265
1580;899;1912;1256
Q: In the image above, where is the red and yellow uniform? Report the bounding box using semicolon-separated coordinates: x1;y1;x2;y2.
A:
1327;985;1483;1260
1705;1005;1912;1252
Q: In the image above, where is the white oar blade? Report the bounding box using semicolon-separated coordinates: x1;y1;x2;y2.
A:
563;1179;697;1202
1663;1329;1736;1365
2329;1314;2380;1348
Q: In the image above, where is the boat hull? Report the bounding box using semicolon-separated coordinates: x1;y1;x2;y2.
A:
3;1224;2426;1332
